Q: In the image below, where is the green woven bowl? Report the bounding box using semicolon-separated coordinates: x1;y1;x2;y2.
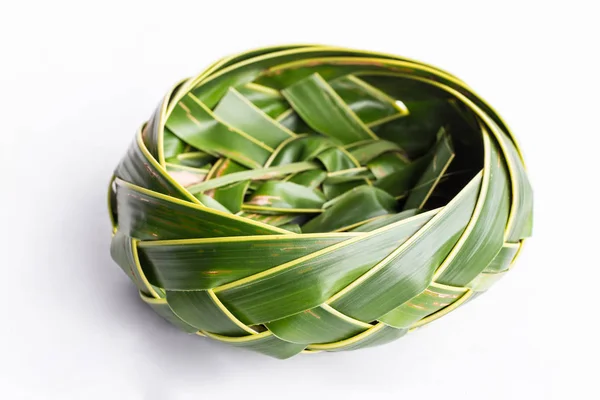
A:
108;45;533;359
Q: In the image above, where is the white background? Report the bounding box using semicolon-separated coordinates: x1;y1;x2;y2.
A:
2;1;599;398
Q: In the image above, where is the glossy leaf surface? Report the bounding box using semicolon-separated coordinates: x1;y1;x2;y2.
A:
109;45;532;358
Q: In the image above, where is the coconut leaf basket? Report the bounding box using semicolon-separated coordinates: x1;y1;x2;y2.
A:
108;44;533;359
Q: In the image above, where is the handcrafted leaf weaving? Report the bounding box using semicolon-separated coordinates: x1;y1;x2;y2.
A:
108;45;533;359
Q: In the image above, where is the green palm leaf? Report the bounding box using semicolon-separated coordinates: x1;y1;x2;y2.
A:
109;45;533;359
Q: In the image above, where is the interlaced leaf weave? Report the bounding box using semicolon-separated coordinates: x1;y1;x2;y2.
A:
108;45;533;359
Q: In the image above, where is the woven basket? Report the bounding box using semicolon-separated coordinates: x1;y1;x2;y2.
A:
108;45;533;359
